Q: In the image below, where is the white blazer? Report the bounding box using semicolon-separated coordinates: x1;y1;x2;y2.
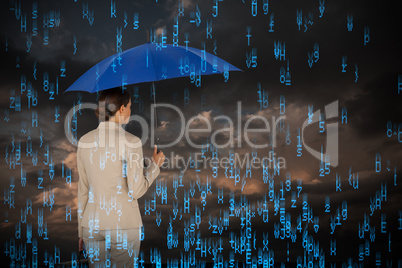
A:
77;121;160;238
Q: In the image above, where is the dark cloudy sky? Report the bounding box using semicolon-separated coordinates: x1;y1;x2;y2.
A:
1;0;402;267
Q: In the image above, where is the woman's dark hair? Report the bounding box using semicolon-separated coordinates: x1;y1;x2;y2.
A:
95;87;130;121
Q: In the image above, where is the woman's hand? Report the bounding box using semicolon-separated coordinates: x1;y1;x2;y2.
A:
152;145;165;167
79;238;84;252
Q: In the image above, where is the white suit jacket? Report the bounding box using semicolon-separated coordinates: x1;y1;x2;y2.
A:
77;121;160;238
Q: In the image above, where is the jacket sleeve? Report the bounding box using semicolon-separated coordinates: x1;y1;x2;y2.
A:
77;145;89;238
126;139;160;200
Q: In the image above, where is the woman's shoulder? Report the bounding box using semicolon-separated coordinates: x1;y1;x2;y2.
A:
77;129;98;149
122;131;142;146
79;129;97;142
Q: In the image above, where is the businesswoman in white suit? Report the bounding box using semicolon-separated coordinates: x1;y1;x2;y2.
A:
77;88;165;268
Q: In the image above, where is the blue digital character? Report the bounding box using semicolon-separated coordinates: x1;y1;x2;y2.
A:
206;20;212;39
263;0;269;14
133;12;139;29
296;9;302;31
269;13;274;32
246;48;257;68
178;0;184;17
364;27;370;46
347;15;353;31
342;56;347;72
111;0;116;18
257;82;268;110
189;4;201;27
319;0;325;18
246;26;252;46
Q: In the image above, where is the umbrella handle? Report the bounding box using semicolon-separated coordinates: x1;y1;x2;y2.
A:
78;248;87;264
156;139;160;154
152;81;160;154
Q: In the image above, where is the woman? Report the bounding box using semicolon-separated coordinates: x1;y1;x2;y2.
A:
76;88;165;267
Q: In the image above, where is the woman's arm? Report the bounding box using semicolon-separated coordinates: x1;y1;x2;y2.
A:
77;145;89;238
126;139;160;200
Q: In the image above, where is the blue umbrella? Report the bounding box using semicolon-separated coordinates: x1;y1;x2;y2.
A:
64;41;243;150
65;42;242;93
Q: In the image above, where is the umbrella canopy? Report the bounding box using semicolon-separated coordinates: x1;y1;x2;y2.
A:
64;42;242;93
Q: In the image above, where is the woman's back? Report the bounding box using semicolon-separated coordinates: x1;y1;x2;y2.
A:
77;121;160;236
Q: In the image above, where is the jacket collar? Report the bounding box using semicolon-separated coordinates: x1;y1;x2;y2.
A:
97;120;123;129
